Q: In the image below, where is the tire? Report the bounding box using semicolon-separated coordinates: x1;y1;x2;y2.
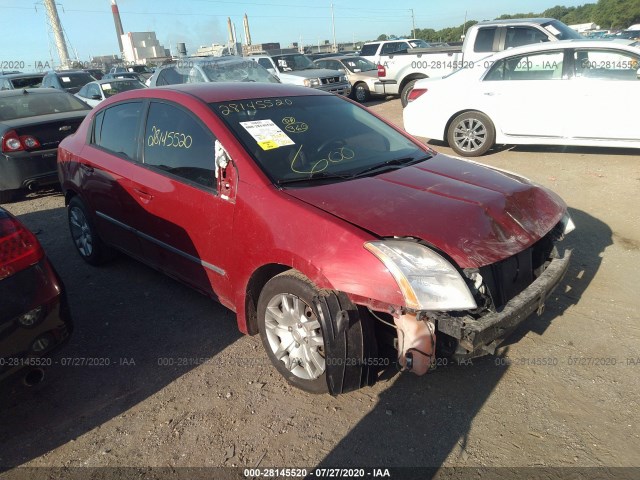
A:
0;190;16;204
67;196;113;265
353;82;370;103
400;78;421;107
257;270;329;394
446;111;496;157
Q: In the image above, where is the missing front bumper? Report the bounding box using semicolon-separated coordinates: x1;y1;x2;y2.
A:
438;250;572;358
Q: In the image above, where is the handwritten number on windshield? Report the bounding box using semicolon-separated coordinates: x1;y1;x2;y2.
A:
290;145;355;174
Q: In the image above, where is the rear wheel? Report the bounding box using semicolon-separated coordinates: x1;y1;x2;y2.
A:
400;78;422;107
447;111;496;157
67;196;113;265
257;271;328;393
353;82;370;103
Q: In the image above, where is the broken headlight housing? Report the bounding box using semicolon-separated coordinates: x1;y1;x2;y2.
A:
364;240;477;311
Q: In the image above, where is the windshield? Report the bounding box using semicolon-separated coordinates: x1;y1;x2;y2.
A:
211;95;429;186
58;73;95;88
340;57;377;73
272;54;315;72
101;80;146;98
409;39;430;48
542;20;583;40
202;61;280;83
0;92;89;120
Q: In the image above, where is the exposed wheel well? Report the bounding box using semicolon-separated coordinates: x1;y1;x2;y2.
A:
400;73;428;93
244;263;292;335
64;189;78;206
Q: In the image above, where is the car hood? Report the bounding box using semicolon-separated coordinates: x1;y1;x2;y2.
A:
282;68;343;79
284;154;566;268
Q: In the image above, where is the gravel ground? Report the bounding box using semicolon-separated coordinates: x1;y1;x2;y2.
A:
1;98;639;479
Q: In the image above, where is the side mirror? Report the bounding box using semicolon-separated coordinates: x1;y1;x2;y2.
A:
91;94;101;100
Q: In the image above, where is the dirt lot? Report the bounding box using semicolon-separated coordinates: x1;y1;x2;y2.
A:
1;98;639;478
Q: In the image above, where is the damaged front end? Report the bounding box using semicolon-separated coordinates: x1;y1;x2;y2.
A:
363;214;574;375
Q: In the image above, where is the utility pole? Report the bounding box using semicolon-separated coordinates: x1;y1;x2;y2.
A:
411;9;416;38
43;0;70;67
331;2;337;53
462;10;468;38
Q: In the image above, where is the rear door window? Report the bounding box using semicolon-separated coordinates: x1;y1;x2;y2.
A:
474;27;498;52
92;102;143;160
143;102;217;190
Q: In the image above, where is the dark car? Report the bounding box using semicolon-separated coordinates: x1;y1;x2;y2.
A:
58;83;573;395
83;68;104;80
0;207;72;385
102;72;146;83
41;70;96;94
0;72;45;90
0;88;91;203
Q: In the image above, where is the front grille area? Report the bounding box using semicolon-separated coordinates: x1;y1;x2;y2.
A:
476;225;558;311
321;76;341;85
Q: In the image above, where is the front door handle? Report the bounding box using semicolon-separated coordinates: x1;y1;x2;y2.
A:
133;188;153;202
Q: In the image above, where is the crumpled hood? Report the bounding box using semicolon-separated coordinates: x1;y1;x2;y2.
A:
284;154;566;268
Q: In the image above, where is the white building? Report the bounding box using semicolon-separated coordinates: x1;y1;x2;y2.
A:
569;23;600;33
122;32;170;64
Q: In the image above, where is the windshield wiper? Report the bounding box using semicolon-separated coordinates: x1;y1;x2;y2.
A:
352;154;432;178
277;171;352;186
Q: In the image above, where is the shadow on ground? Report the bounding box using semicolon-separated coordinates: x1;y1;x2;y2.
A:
0;200;241;470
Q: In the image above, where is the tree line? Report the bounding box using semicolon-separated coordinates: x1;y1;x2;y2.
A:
378;0;640;43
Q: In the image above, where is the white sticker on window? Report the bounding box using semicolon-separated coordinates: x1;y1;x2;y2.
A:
61;77;71;82
102;83;111;90
240;119;295;150
544;24;561;36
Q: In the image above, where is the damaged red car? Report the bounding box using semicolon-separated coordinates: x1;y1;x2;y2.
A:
57;83;574;394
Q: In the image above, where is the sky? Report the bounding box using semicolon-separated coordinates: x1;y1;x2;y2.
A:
2;0;590;66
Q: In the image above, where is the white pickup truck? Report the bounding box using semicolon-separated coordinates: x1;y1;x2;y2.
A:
249;53;351;96
374;18;583;105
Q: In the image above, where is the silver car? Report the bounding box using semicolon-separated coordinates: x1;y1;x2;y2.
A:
147;56;280;87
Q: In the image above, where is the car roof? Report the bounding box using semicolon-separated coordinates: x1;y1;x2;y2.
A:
0;72;45;79
315;56;368;61
48;70;91;75
476;17;557;26
108;82;327;104
0;87;71;98
88;78;144;86
482;38;639;60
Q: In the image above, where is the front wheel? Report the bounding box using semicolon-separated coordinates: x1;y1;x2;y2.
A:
446;111;496;157
353;83;370;103
257;271;328;393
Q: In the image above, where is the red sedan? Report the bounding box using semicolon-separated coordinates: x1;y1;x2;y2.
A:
57;83;574;394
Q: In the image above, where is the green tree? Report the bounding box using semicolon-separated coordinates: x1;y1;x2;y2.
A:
376;34;388;41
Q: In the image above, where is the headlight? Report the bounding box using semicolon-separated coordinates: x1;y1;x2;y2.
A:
303;78;321;87
364;240;477;311
339;75;347;83
560;212;575;235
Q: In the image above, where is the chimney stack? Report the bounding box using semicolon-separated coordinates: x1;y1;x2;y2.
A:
111;0;125;54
